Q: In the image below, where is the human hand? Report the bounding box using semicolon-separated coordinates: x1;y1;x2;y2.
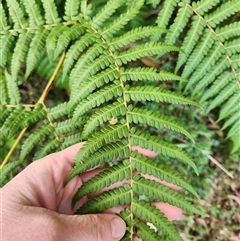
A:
1;143;182;241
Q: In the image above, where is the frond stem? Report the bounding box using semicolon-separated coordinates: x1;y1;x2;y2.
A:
0;128;27;168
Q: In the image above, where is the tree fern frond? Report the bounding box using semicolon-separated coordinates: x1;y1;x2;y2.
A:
0;105;10;126
0;3;9;31
54;24;87;59
225;39;240;56
74;124;128;164
41;0;61;24
6;0;27;29
130;129;198;174
133;175;205;215
128;106;194;142
46;25;68;60
0;161;21;187
191;56;229;95
67;68;119;109
218;92;240;122
11;30;33;81
192;0;220;15
82;100;126;138
131;152;199;198
185;44;223;93
205;0;240;28
72;163;131;206
20;124;54;160
61;133;82;149
110;26;169;51
121;67;186;82
0;106;25;138
165;2;193;45
25;28;48;78
221;111;240;131
48;102;68;121
156;0;179;29
0;32;15;68
0;76;7;104
206;81;238;113
65;140;129;184
199;72;233;103
216;22;240;42
64;0;81;21
90;0;125;29
5;70;21;105
76;185;132;214
132;199;183;241
33;138;60;160
134;218;164;241
175;16;205;72
181;30;215;79
101;0;145;39
61;31;98;80
22;0;44;26
227;120;240;139
116;42;182;65
72;83;122;122
125;85;200;107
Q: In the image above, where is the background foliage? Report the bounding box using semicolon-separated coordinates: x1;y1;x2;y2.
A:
0;0;239;240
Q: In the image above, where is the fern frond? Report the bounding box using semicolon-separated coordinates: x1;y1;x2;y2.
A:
74;124;129;164
205;81;238;112
64;0;81;21
128;106;194;142
221;111;240;131
41;0;61;24
216;22;240;42
0;105;10;126
205;0;240;28
62;133;82;149
48;102;68;121
25;28;48;78
156;0;179;29
72;83;122;122
11;30;33;81
61;31;98;80
218;92;240;121
0;32;15;68
134;218;164;241
33;138;60;160
125;85;200;107
6;0;27;29
65;140;129;184
81;99;126;138
131;152;199;198
0;76;7;104
72;163;131;206
90;0;125;29
0;161;21;187
116;42;182;65
46;25;68;60
101;0;145;39
110;26;168;51
132;199;183;241
192;0;220;15
133;175;204;215
20;124;54;160
22;0;44;26
121;67;186;82
76;185;132;214
165;2;193;44
0;3;9;31
5;70;21;105
130;129;198;174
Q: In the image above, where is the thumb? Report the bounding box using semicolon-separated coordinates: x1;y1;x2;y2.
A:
59;213;126;241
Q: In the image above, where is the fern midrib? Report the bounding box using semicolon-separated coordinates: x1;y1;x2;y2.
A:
88;20;135;239
183;0;240;84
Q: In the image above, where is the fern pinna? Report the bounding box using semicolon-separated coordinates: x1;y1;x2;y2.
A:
3;0;234;240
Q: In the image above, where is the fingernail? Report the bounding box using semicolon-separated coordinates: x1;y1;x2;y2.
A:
111;217;126;239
